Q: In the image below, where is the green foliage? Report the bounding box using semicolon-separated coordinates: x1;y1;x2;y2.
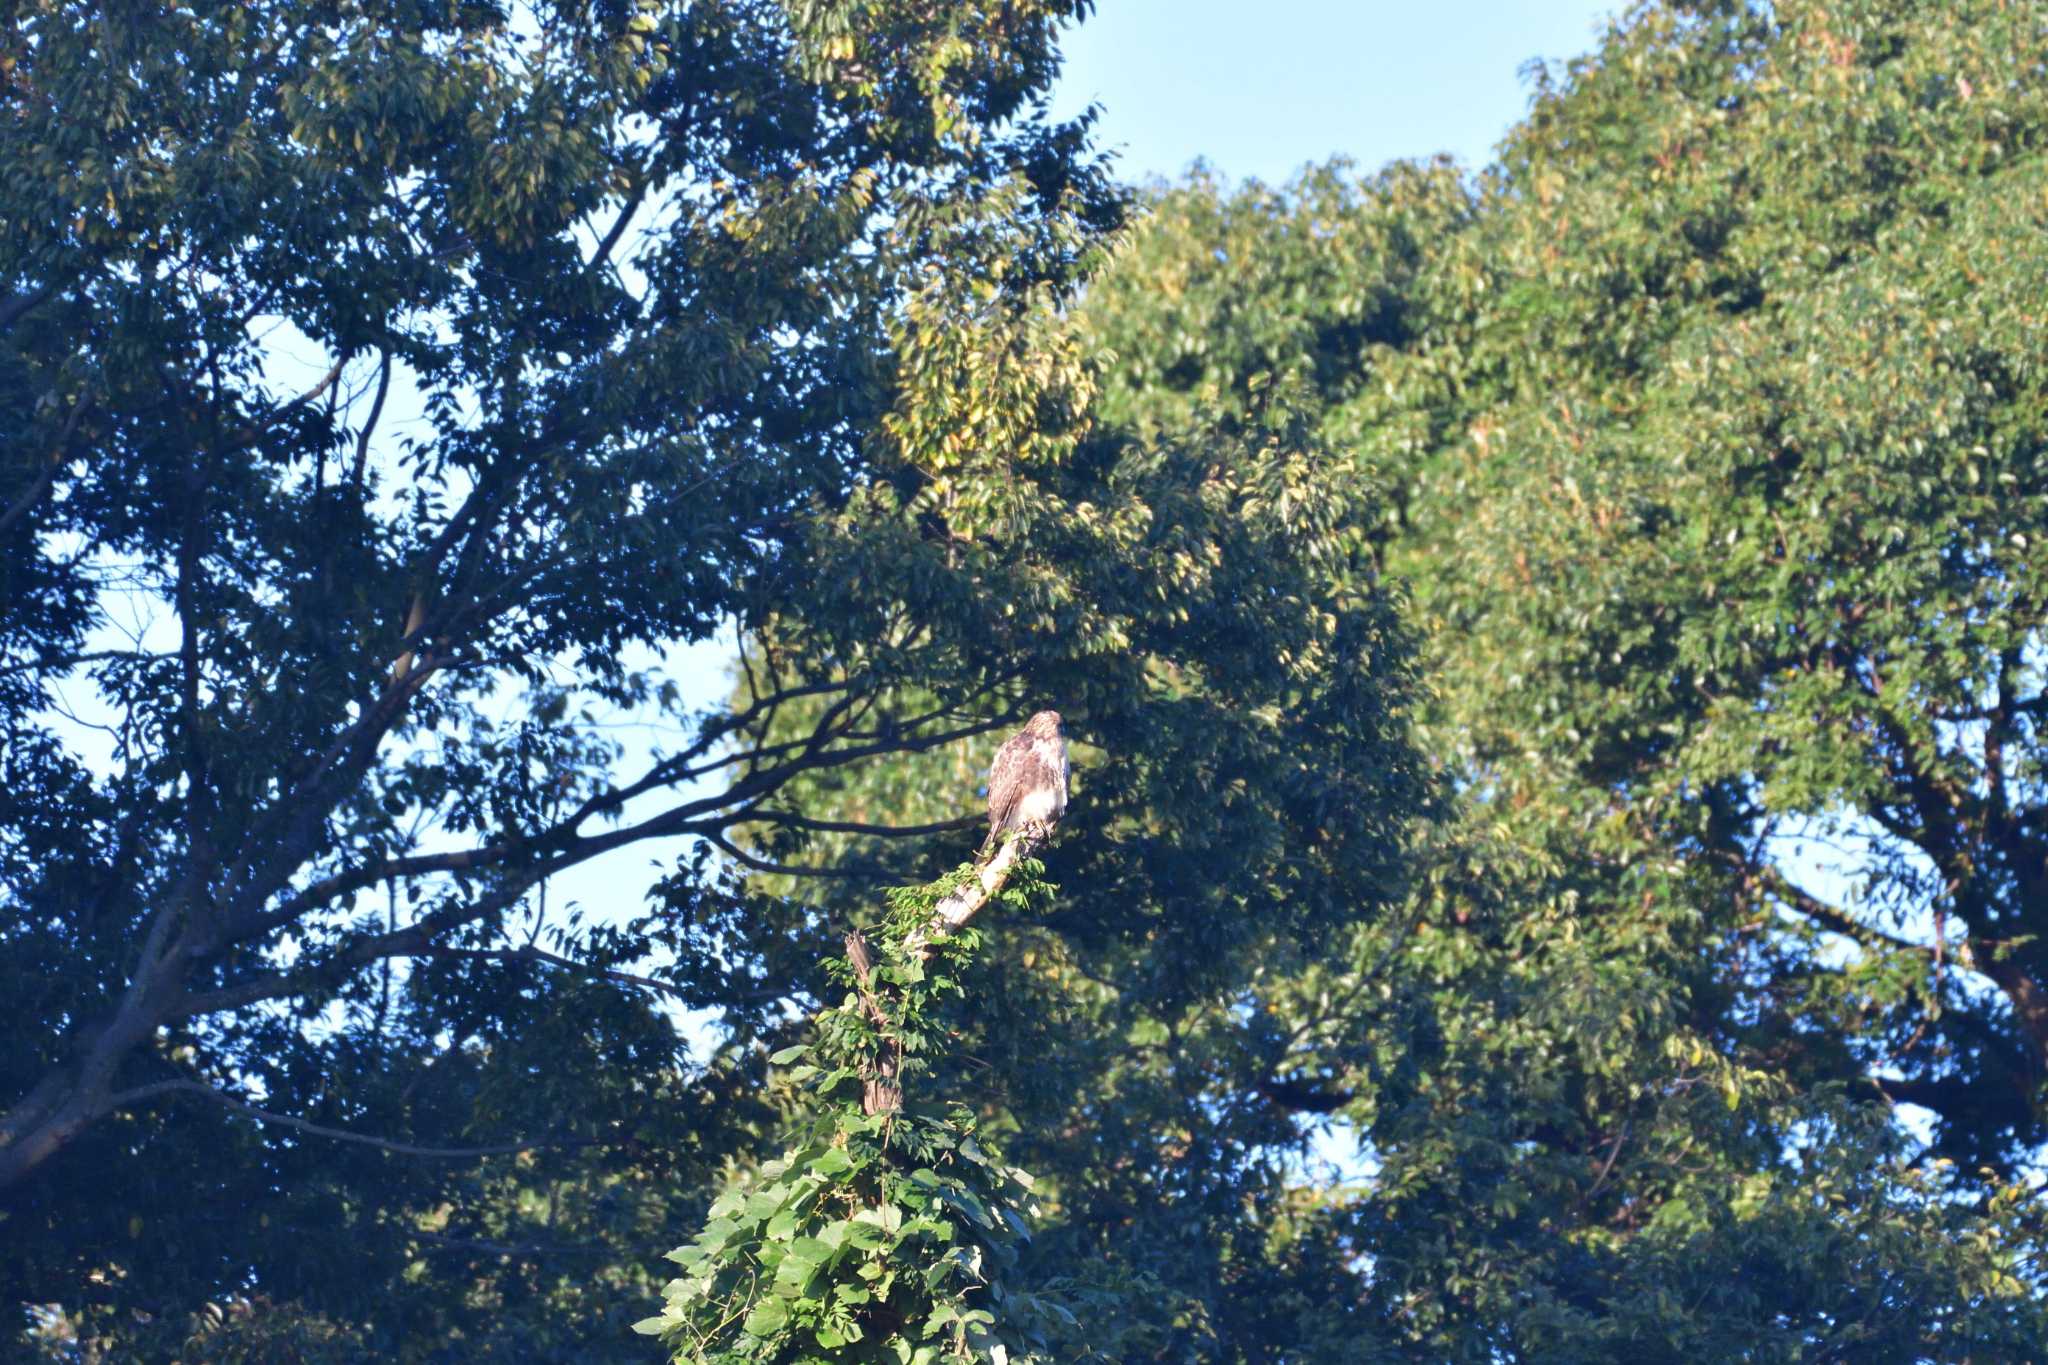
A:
0;0;1138;1354
29;0;2048;1357
638;862;1071;1362
714;240;1430;1360
1067;0;2048;1353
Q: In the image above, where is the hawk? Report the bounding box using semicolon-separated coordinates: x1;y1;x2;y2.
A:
983;710;1068;854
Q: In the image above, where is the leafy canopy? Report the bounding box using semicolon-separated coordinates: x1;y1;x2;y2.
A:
638;858;1070;1363
2;0;1436;1357
1073;0;2048;1354
0;0;1138;1352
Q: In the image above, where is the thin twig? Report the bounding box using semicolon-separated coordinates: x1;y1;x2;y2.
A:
738;811;980;839
107;1079;601;1159
410;943;695;1003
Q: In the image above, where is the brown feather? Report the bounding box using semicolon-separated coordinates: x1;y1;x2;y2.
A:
984;711;1068;851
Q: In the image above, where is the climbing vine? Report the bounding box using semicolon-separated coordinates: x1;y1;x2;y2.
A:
638;846;1074;1361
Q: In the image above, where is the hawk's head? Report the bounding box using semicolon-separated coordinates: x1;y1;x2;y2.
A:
1023;710;1064;740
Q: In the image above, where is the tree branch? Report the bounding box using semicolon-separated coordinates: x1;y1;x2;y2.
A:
903;829;1046;964
844;811;1060;1116
703;830;883;881
0;648;161;680
591;173;651;270
841;930;900;1115
409;1227;622;1259
0;390;92;535
108;1079;600;1159
409;943;699;1004
0;280;56;331
565;678;856;824
736;811;980;839
216;355;350;453
186;857;553;1017
215;653;448;939
352;348;392;487
1756;866;1936;961
219;710;997;956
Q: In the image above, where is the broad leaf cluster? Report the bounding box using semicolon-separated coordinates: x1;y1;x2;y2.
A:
1074;0;2048;1354
639;863;1065;1362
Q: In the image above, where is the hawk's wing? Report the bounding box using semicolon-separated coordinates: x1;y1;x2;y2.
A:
986;731;1036;834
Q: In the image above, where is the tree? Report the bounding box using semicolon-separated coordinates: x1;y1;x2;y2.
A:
1432;0;2048;1173
710;322;1431;1360
1073;0;2048;1353
639;831;1087;1362
0;0;1125;1350
2;0;1434;1355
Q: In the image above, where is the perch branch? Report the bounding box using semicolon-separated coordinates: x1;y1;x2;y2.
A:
843;825;1054;1116
904;829;1046;964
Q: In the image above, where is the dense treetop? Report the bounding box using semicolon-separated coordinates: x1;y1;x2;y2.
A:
1;0;1425;1356
8;0;2048;1359
1076;0;2048;1354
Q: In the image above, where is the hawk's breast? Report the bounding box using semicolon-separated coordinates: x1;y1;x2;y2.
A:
1023;735;1068;824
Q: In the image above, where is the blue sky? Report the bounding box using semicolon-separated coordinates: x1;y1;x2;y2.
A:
1049;0;1621;187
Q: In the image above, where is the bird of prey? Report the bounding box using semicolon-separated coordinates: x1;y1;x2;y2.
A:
983;710;1068;854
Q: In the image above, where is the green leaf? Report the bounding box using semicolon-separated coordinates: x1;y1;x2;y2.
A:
788;1235;836;1266
742;1297;790;1336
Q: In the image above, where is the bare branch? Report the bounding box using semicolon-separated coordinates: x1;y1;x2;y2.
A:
904;828;1046;964
352;348;392;487
736;811;979;839
214;356;350;454
215;653;448;937
1584;1124;1630;1204
1756;866;1935;961
561;713;1007;858
222;710;1008;957
108;1080;599;1159
409;943;699;1003
285;356;349;413
591;173;651;270
703;830;882;881
231;841;519;947
409;1227;622;1259
0;390;92;535
0;280;56;331
189;857;552;1017
225;719;988;952
565;678;856;823
0;648;162;680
